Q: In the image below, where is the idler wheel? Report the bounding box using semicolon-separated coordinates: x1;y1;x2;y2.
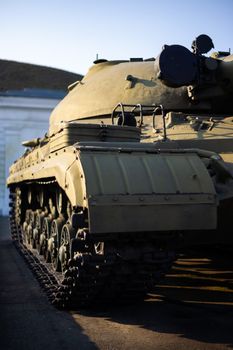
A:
59;224;75;274
33;210;42;251
40;216;52;262
28;210;36;247
50;217;65;272
26;224;33;246
32;228;38;249
56;189;66;215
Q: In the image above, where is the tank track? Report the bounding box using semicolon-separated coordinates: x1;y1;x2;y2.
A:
9;189;175;309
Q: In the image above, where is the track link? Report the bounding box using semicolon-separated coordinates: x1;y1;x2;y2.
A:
9;189;175;309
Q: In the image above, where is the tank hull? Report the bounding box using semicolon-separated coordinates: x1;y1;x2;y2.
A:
7;35;233;307
8;122;232;307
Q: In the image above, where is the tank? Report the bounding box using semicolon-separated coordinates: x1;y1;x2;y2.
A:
7;34;233;308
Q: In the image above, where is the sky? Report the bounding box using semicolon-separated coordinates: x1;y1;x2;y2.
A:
1;0;233;75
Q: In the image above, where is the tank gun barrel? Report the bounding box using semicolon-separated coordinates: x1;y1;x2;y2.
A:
155;38;233;107
154;44;199;88
155;44;233;89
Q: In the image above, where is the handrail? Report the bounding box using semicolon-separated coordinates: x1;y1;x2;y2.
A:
152;104;167;141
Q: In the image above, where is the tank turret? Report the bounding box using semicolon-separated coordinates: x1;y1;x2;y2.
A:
49;34;233;134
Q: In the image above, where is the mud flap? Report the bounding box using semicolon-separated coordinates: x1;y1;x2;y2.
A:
79;148;217;234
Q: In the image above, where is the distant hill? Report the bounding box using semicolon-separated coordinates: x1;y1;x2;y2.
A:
0;59;83;92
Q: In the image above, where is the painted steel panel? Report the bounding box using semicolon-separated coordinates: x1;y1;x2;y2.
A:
79;150;217;233
80;151;215;196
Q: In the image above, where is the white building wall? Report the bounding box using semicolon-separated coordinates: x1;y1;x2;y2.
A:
0;96;61;215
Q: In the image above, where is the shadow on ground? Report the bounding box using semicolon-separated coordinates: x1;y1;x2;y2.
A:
78;247;233;348
2;216;233;349
0;217;97;350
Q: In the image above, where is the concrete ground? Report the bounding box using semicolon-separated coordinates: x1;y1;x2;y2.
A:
0;216;233;350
